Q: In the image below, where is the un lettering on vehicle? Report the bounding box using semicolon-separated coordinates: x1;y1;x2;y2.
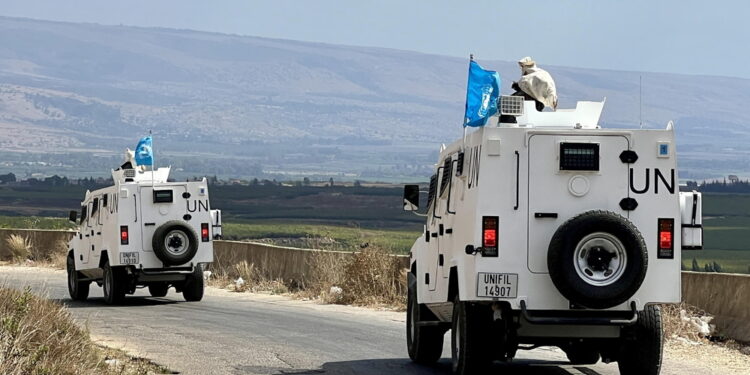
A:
187;200;209;212
629;168;675;194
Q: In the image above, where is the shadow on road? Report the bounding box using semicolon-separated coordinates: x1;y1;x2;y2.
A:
55;296;181;308
242;358;603;375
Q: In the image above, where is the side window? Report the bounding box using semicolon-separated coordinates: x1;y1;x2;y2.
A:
86;202;93;226
439;158;452;197
102;194;108;208
80;205;87;223
427;174;438;210
91;198;99;216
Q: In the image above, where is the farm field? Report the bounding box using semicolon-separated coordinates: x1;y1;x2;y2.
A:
0;186;747;267
222;220;419;254
694;194;750;273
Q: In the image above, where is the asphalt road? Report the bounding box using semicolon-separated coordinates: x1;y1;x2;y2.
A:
0;266;727;375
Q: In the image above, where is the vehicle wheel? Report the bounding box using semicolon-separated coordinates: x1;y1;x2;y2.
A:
152;221;199;266
148;283;169;297
103;260;126;305
67;254;89;301
451;296;493;375
548;210;648;309
618;305;663;375
563;342;600;365
406;272;445;364
183;264;204;302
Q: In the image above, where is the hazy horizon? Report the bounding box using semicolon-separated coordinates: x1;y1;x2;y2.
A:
0;1;748;79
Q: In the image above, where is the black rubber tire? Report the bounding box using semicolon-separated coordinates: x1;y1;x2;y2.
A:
152;221;199;266
406;272;445;364
618;305;663;375
547;210;648;309
103;260;126;305
563;343;601;365
451;296;493;375
67;254;89;301
182;264;204;302
148;283;169;297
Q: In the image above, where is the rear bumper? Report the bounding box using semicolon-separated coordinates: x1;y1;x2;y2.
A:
520;300;638;326
135;265;196;282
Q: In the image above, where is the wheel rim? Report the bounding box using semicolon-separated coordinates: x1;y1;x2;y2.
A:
574;232;627;286
164;230;190;256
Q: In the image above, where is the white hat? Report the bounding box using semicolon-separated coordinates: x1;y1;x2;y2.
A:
518;56;536;68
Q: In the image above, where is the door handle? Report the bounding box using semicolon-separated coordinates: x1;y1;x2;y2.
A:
534;212;558;218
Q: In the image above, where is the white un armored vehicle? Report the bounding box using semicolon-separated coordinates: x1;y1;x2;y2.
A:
403;97;703;375
67;159;222;304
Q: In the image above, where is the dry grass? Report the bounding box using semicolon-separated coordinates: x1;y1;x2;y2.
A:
661;302;750;359
207;260;289;294
301;246;407;309
35;238;68;270
0;286;170;375
208;246;407;309
2;237;69;269
1;234;31;261
662;302;713;343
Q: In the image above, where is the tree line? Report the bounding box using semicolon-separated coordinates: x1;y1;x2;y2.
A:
685;178;750;193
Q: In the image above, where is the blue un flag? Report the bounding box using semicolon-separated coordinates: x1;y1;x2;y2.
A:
464;60;501;127
134;136;153;166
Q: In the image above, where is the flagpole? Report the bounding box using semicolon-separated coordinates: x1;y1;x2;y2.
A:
150;130;155;189
463;54;474;151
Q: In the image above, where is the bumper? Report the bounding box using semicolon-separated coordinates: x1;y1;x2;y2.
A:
135;265;197;283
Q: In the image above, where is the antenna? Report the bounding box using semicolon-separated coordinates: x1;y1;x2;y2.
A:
639;75;643;129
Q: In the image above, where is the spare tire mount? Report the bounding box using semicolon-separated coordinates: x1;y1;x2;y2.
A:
547;210;647;310
152;220;198;266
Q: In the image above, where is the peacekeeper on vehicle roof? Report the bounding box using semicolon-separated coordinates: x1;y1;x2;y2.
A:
511;56;558;111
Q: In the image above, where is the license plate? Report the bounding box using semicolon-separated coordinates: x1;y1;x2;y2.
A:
477;273;518;298
120;252;139;265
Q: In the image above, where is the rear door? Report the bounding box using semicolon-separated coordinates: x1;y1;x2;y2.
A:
139;185;188;252
527;134;630;273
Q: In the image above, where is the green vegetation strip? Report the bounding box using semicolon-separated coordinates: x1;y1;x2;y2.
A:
0;191;749;269
223;221;419;254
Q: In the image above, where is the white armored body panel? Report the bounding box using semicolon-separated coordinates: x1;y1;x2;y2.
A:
67;165;222;304
403;97;703;375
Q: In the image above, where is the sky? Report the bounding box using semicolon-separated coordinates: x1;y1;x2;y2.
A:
0;0;748;78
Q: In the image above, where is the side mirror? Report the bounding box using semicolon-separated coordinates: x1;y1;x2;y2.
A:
68;210;77;223
403;184;420;211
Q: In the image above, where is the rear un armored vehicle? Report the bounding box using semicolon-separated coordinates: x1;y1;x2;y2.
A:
403;97;703;374
67;162;222;304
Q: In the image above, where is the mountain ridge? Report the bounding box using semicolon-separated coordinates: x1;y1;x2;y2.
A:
0;15;747;180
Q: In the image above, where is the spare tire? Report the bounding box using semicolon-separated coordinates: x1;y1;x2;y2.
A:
152;221;199;266
547;210;647;309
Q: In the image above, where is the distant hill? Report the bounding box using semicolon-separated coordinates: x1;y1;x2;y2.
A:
0;16;748;180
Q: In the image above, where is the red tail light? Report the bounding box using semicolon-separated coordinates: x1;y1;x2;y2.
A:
201;223;209;242
120;225;129;245
483;228;497;247
482;216;499;256
659;230;672;249
658;218;674;257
